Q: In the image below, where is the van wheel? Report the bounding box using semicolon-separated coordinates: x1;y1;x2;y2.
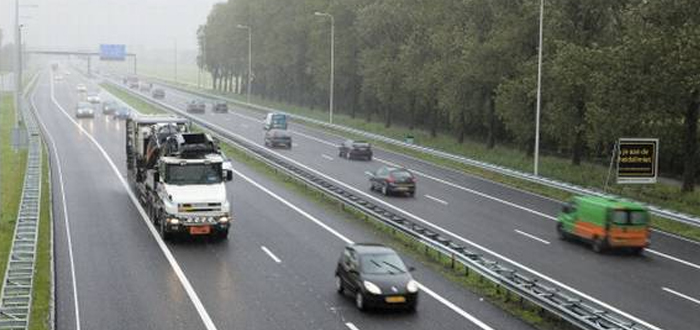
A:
592;238;606;253
335;275;344;294
631;247;644;255
556;223;567;240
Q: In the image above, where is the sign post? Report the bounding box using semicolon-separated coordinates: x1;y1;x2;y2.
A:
616;138;659;184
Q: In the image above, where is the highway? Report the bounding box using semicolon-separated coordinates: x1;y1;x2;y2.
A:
110;76;700;330
33;66;536;329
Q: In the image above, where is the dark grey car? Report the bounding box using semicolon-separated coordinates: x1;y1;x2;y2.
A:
335;243;418;311
186;100;206;113
339;140;373;160
264;129;292;149
369;166;416;197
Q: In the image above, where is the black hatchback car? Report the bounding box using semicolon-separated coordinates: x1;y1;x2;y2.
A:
213;100;229;113
369;166;416;197
335;243;418;311
338;140;372;160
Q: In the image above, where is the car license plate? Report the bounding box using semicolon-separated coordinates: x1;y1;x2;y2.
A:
189;226;211;235
385;296;406;303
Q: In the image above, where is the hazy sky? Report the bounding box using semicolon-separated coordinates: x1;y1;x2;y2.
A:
1;0;222;52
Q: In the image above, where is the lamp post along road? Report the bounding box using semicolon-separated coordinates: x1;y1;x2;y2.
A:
534;0;544;176
314;11;334;124
237;24;252;103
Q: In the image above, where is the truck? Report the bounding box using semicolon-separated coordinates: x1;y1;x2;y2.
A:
557;195;650;254
126;115;233;240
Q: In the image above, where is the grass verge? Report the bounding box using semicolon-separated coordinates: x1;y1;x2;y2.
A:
0;92;28;293
100;83;164;115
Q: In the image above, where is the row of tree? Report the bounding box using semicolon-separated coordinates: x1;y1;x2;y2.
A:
197;0;700;192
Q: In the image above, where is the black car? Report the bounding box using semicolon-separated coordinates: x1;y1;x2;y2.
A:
186;100;206;113
213;100;228;113
102;100;118;115
369;166;416;197
152;88;165;99
264;129;292;149
339;140;373;160
112;106;131;120
335;243;418;311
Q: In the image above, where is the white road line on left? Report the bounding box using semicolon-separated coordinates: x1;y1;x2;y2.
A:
662;287;700;306
261;246;282;263
322;154;334;161
514;229;551;245
31;79;82;330
345;322;360;330
47;74;219;330
425;194;448;205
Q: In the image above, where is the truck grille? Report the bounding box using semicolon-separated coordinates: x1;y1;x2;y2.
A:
178;203;221;212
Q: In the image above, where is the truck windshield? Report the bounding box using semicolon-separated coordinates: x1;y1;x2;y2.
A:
611;210;648;225
166;163;222;185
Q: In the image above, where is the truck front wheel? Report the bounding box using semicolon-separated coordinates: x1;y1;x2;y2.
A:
214;229;229;241
160;221;173;241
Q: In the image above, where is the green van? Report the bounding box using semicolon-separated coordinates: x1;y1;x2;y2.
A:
557;196;650;253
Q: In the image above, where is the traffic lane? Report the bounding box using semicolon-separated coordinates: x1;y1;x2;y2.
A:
161;97;700;330
109;79;533;329
154;83;700;266
34;74;207;330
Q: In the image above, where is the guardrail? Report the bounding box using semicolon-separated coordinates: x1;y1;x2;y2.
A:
0;74;43;330
139;75;700;229
106;79;657;330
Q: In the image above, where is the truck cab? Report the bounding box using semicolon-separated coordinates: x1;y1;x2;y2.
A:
557;195;650;254
126;115;233;240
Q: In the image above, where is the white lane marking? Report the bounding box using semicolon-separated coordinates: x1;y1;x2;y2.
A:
230;168;493;330
30;83;82;330
261;246;282;263
48;75;219;330
321;154;334;161
345;322;360;330
514;229;551;245
152;101;662;330
646;249;700;271
425;194;448;205
652;230;700;247
663;287;700;306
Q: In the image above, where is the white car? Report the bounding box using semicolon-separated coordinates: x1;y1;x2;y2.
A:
76;84;87;93
86;94;101;104
54;75;64;81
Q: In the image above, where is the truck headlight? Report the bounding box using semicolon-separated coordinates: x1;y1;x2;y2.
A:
407;280;419;293
167;218;180;225
218;217;229;223
363;281;382;295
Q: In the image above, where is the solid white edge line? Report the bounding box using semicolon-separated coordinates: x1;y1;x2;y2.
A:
424;194;448;205
646;249;700;271
261;246;282;264
345;322;360;330
662;287;700;306
514;229;551;245
127;80;663;330
31;79;82;330
229;168;493;330
321;154;334;161
48;72;219;330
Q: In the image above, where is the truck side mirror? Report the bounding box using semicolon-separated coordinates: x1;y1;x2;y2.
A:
226;170;233;182
153;171;160;185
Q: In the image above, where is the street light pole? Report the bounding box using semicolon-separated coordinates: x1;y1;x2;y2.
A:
314;12;335;124
534;0;544;176
237;24;252;103
14;0;20;123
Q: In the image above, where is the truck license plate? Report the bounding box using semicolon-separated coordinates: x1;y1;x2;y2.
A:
385;296;406;303
189;226;211;235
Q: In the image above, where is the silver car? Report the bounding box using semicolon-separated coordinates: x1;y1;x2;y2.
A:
75;101;95;118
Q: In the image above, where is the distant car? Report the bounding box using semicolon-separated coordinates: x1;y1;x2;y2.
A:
186;100;206;113
335;243;418;312
264;129;292;149
76;84;87;93
213;100;228;113
152;88;165;99
64;70;71;75
368;166;416;197
102;100;118;115
75;102;95;118
339;140;372;161
54;75;64;81
112;106;131;120
86;93;101;104
139;83;152;92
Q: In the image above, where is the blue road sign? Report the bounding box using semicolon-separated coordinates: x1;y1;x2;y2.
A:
100;44;126;61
